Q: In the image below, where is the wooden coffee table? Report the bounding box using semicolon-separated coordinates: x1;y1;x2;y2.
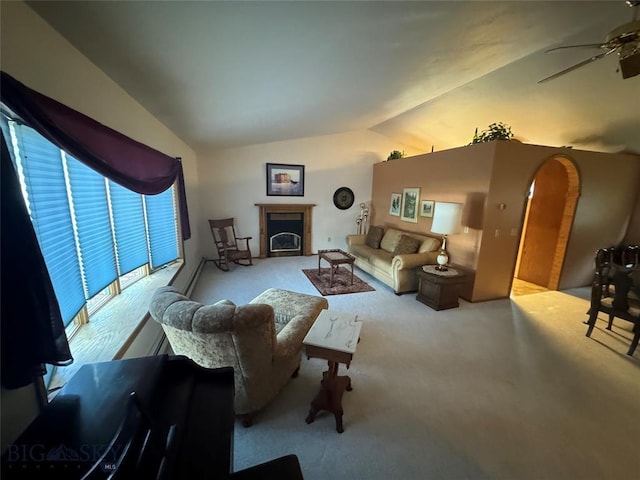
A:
303;310;363;433
318;249;355;287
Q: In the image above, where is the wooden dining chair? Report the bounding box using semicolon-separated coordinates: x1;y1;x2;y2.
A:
585;262;639;356
208;218;253;271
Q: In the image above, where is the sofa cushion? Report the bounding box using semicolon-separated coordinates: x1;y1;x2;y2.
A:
365;225;384;249
419;236;441;253
349;243;377;261
369;250;394;270
380;228;403;253
393;234;422;256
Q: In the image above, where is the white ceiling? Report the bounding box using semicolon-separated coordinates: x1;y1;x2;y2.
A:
27;1;640;154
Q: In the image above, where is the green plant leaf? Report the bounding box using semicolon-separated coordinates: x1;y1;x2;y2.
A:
470;122;514;144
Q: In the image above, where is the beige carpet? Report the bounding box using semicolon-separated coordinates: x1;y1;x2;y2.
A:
190;255;640;480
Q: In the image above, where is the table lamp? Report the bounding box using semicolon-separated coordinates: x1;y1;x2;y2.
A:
430;202;463;271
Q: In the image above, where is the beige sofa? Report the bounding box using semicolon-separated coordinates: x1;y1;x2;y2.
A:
346;226;441;294
149;286;328;425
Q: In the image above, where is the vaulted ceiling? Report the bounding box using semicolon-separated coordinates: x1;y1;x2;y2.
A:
27;1;640;154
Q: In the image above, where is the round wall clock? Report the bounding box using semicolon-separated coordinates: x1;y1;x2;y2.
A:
333;187;355;210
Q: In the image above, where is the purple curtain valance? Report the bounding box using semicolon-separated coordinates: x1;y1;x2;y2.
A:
1;72;191;240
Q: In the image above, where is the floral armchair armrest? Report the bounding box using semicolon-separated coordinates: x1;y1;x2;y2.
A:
273;314;311;360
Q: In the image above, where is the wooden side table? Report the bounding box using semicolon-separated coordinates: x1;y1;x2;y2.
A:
303;310;362;433
417;265;467;310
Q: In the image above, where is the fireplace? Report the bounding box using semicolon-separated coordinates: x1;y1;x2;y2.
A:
270;232;301;253
255;204;316;258
267;213;303;257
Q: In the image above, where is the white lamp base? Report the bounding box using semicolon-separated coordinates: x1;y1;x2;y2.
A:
436;250;449;271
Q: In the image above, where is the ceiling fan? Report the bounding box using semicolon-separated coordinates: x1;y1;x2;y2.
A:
538;0;640;83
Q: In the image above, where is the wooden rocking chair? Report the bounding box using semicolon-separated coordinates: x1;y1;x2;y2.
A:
208;218;253;271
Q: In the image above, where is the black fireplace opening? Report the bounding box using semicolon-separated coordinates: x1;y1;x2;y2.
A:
267;213;304;257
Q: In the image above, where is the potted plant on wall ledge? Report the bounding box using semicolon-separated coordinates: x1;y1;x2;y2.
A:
470;122;514;144
387;150;406;161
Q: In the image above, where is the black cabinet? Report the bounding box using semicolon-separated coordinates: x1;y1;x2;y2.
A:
1;355;234;479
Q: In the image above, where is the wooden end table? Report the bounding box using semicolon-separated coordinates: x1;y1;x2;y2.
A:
417;265;467;310
303;310;363;433
317;249;355;287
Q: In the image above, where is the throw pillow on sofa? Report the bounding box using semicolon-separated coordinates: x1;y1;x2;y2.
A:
365;225;384;248
392;234;421;256
380;228;402;252
419;237;440;253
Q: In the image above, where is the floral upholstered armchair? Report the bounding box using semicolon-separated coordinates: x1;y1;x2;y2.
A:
149;286;328;425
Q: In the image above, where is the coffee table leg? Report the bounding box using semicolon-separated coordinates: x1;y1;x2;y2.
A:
350;263;354;285
318;254;321;275
330;263;334;287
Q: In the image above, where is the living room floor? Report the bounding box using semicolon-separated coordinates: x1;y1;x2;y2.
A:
511;278;549;296
191;255;639;480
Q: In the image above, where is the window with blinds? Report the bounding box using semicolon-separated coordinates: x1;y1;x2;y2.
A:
2;118;180;327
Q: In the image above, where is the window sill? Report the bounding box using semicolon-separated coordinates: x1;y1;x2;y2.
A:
49;262;182;392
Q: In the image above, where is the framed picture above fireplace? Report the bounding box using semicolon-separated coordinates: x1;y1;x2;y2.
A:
266;163;305;196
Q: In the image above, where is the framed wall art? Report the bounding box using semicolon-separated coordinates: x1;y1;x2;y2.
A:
266;163;305;196
400;188;420;223
420;200;434;217
389;193;402;216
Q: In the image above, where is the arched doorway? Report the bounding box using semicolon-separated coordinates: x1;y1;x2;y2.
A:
514;156;580;292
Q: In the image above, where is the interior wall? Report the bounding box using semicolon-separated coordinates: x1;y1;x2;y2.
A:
369;140;640;302
559;147;640;288
370;142;496;299
623;186;640;245
483;141;640;298
197;130;406;257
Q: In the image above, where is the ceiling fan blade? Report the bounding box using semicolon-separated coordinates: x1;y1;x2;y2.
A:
545;43;605;53
538;51;611;84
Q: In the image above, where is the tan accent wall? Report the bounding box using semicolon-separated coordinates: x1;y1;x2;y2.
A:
371;141;640;302
483;142;639;298
371;143;495;270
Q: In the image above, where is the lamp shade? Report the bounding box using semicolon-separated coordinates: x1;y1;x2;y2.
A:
431;202;463;235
